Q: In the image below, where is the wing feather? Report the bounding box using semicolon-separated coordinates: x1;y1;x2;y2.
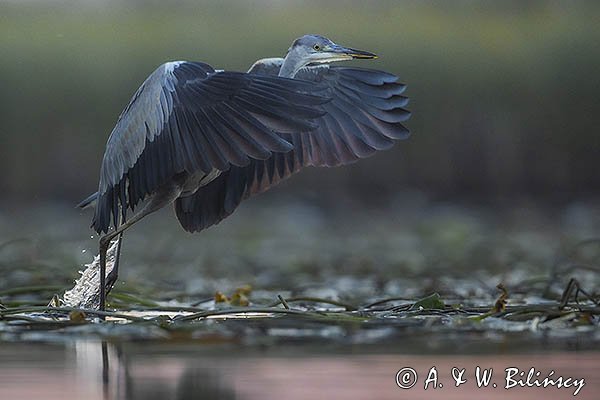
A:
91;61;328;233
175;64;411;232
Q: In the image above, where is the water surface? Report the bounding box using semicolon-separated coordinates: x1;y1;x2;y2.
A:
1;342;598;400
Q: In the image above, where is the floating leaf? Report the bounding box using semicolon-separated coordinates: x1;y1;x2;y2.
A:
230;292;249;307
492;283;508;313
410;293;445;310
49;294;61;307
214;291;229;303
68;310;87;323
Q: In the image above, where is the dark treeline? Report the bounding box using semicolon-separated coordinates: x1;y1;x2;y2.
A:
1;0;599;204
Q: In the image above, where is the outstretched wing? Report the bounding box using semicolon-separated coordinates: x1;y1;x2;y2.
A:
175;64;410;233
92;61;328;233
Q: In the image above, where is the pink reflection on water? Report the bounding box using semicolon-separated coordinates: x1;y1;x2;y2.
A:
227;354;597;400
1;345;598;400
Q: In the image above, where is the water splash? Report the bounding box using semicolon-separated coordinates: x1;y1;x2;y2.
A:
60;238;120;309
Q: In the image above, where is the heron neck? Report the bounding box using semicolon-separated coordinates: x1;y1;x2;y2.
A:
278;54;304;78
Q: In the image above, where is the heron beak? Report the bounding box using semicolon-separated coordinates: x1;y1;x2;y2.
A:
308;44;378;64
329;43;377;60
343;47;378;59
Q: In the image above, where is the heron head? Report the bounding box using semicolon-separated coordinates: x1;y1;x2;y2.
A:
292;34;376;63
280;34;377;78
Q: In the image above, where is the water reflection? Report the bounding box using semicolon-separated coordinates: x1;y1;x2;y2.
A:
1;341;599;400
75;341;237;400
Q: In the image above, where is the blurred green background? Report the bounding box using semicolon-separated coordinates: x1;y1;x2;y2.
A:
1;0;599;205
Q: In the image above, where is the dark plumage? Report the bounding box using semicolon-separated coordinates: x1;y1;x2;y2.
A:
91;61;328;234
175;64;409;233
79;34;411;311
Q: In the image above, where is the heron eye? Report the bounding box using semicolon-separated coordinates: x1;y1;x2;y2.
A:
313;44;321;51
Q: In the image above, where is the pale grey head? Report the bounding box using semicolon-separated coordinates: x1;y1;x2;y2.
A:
278;34;377;78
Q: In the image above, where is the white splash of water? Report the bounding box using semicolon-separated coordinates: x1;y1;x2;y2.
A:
60;238;120;309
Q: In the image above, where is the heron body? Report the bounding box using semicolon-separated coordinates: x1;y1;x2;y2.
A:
80;35;411;311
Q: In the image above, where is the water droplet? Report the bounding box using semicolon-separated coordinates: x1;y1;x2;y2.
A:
82;249;87;253
90;235;94;239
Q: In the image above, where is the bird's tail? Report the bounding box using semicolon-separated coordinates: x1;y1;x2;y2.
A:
77;192;99;209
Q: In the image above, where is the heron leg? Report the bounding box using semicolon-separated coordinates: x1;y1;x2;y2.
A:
97;184;183;311
99;236;110;312
106;233;123;289
99;232;123;313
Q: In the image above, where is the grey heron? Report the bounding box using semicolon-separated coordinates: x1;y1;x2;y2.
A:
78;34;410;311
